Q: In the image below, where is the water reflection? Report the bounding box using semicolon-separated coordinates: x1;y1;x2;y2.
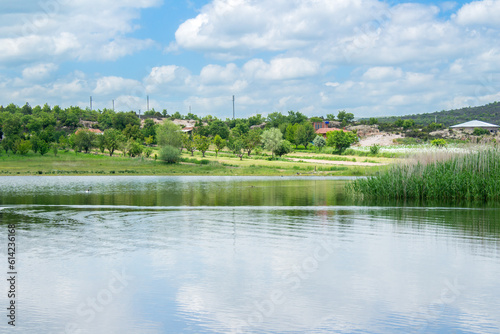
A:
0;177;499;333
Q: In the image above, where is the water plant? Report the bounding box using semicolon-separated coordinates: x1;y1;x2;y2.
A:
349;147;500;201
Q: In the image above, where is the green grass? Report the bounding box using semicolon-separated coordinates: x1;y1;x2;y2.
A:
348;148;500;201
0;150;385;176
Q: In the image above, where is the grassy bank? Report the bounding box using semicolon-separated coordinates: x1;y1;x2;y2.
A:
0;150;386;176
348;148;500;201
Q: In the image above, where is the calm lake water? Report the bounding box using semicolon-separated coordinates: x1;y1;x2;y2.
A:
1;176;500;333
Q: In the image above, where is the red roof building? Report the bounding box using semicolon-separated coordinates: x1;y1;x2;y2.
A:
315;127;343;138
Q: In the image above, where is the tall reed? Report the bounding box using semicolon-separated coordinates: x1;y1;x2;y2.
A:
348;147;500;201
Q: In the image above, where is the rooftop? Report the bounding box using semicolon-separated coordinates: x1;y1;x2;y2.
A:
450;120;499;128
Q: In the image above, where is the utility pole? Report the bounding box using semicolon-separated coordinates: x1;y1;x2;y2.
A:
90;96;92;111
112;99;115;111
147;95;149;112
232;95;235;120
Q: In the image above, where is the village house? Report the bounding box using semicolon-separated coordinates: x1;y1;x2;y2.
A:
450;120;499;134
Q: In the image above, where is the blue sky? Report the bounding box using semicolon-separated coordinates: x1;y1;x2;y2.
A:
1;0;499;119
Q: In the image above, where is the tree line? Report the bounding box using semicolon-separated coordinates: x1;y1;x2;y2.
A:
0;102;363;159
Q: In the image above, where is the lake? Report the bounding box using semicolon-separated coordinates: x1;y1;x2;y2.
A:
1;176;499;333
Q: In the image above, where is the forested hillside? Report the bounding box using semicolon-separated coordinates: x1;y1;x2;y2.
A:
376;102;500;127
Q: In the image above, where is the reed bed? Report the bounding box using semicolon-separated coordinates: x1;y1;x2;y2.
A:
348;147;500;201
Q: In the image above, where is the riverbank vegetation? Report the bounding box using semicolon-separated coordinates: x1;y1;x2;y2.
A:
349;147;500;201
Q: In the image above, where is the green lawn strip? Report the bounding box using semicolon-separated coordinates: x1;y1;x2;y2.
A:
0;150;386;176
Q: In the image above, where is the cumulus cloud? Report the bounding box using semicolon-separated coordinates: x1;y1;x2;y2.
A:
173;0;386;56
93;76;142;96
0;0;160;65
2;0;500;118
454;0;500;26
22;63;58;81
243;58;320;81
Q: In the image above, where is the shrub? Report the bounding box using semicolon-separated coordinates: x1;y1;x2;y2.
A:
313;135;326;152
369;144;380;155
159;145;180;163
473;128;490;136
144;147;153;158
431;139;447;147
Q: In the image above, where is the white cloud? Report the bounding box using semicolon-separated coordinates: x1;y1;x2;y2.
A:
93;76;142;96
174;0;386;56
362;67;403;81
0;0;160;65
22;63;58;81
200;63;238;84
243;58;319;81
2;0;500;119
454;0;500;26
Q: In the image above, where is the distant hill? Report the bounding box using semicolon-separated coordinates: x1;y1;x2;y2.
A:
374;102;500;127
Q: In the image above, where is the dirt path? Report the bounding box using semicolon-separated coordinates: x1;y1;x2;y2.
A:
287;158;386;166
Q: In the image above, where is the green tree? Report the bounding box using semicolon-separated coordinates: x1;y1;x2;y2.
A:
141;119;157;141
243;128;262;156
74;130;96;153
21;102;32;115
248;114;264;126
369;118;378;125
123;124;143;141
394;119;404;127
285;123;297;147
126;139;143;157
313;135;326;152
157;120;183;148
103;129;125;156
403;119;415;130
266;112;287;128
38;140;50;156
337;110;354;124
159;145;180;163
294;122;315;149
326;114;336;121
30;135;41;153
3;114;22;138
145;135;154;146
194;135;210;157
232;138;244;160
15;139;32;155
171;111;182;120
326;130;358;153
208;119;230;139
96;134;106;153
262;128;283;158
287;111;307;125
275;140;293;157
112;111;140;131
98;110;115;130
213;134;226;157
183;135;196;156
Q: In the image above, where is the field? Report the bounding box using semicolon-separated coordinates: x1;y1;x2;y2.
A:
0;148;388;176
